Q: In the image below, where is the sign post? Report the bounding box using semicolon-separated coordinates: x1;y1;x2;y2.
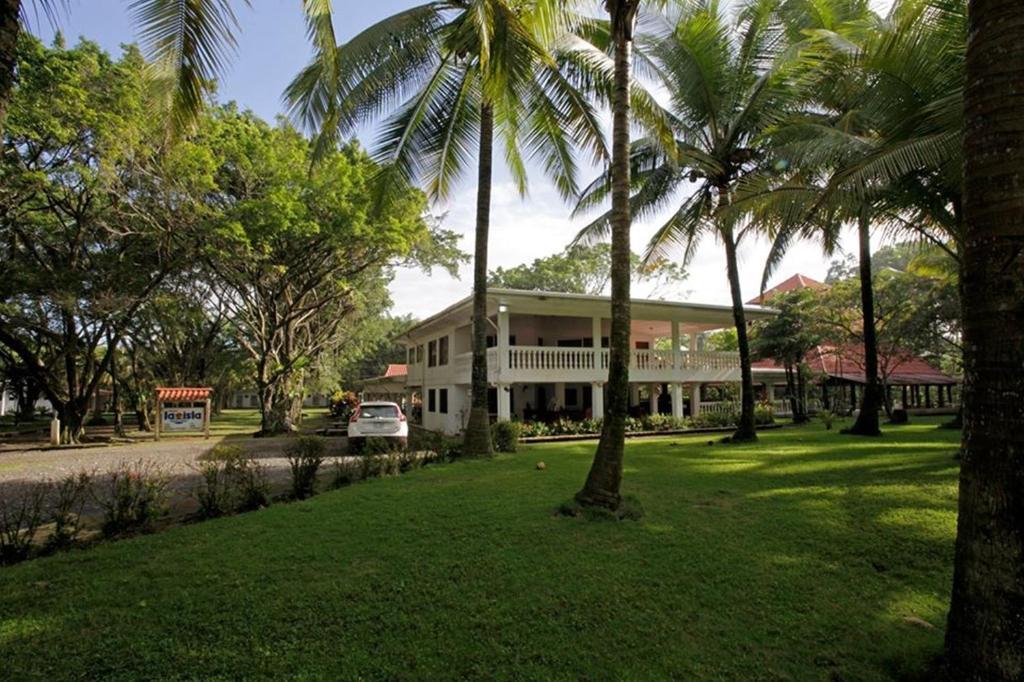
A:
155;387;213;441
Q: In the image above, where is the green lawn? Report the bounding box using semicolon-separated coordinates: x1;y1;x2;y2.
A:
0;419;960;680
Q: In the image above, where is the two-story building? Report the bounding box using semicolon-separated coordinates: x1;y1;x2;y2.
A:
399;288;775;434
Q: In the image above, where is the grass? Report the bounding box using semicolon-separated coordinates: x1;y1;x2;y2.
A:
0;419;960;680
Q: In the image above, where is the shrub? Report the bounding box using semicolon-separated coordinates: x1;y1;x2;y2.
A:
330;459;360;489
754;402;776;426
286;436;326;500
579;418;603;434
819;410;836;430
519;421;551;438
364;436;401;455
624;416;644;433
44;471;93;551
0;482;49;565
95;460;169;538
195;446;269;514
492;421;522;453
329;390;359;419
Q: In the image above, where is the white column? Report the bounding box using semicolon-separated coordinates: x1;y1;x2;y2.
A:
630;384;640;410
766;383;776;401
554;382;566;411
497;305;510;376
691;383;702;416
648;383;659;415
671;383;684;418
497;384;511;422
671;321;681;370
591;382;604;419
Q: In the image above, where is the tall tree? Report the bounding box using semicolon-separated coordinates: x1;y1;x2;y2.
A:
0;38;209;442
286;0;607;457
576;0;809;443
571;0;640;510
200;108;459;435
0;1;337;136
943;0;1024;677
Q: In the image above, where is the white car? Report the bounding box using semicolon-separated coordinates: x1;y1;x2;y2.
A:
347;401;409;452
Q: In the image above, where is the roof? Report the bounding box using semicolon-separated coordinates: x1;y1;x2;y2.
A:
383;364;407;378
747;273;825;304
752;345;957;385
156;387;213;402
401;288;777;341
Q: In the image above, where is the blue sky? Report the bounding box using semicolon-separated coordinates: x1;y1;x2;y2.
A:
32;1;859;317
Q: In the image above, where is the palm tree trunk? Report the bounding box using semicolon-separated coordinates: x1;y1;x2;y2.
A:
723;227;757;441
846;208;882;436
943;1;1024;677
462;102;495;458
0;0;20;138
576;0;638;510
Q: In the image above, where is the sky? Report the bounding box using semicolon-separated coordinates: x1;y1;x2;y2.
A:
31;1;870;317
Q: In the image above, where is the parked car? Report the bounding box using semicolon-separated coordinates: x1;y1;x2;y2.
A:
347;401;408;452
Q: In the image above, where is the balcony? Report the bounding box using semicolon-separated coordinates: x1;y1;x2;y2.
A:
493;346;740;384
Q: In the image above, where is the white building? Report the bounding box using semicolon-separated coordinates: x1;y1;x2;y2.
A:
399;288;775;434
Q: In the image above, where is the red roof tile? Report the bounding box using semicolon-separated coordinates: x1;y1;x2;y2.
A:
747;273;826;304
156;387;213;402
753;345;956;385
383;364;408;377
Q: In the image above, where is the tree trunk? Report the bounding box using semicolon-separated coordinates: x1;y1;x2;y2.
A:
0;0;20;138
462;102;495;458
576;1;638;510
846;209;882;436
723;228;757;441
258;383;289;437
943;2;1024;678
107;333;125;438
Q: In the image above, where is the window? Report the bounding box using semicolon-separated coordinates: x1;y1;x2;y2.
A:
428;340;437;367
360;404;400;419
416;345;424;363
439;336;449;365
408;347;414;364
635;341;651;349
486;335;516;348
428;389;436;412
439;388;448;414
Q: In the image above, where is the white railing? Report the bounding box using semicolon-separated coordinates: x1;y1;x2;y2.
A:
507;347;599;371
699;401;739;415
504;347;740;374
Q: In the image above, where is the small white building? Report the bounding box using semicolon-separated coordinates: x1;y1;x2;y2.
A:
399;288;775;434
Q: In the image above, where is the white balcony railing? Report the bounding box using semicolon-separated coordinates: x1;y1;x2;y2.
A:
502;347;739;377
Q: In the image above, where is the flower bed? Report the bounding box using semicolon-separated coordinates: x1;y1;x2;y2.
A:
517;403;775;439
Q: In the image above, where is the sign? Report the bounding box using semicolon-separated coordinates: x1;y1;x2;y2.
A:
162;407;205;431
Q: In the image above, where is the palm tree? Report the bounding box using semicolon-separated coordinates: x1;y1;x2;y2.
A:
576;0;808;443
570;0;640;511
286;0;607;458
943;0;1024;677
0;1;337;137
743;0;961;437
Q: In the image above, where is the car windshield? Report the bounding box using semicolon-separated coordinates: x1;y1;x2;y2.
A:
360;405;399;419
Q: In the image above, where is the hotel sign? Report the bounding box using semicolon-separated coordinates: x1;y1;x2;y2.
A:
161;407;205;431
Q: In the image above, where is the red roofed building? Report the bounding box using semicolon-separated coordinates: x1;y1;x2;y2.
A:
359;364;409;405
747;274;959;415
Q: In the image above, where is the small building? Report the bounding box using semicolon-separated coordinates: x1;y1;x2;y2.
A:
398;288;775;434
358;364;409;405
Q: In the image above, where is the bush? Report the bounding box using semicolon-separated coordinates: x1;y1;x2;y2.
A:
364;436;401;455
579;418;603;434
819;410;836;430
195;446;270;515
329;390;359;419
286;436;326;500
754;402;775;426
492;421;522;452
95;460;169;538
44;472;93;551
0;482;49;565
330;459;360;489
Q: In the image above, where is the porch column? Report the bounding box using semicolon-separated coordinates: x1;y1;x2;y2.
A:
691;383;702;416
497;304;510;375
591;382;604;420
630;384;640;410
670;383;684;418
689;332;699;351
938;385;946;407
497;384;511;422
925;385;933;408
648;383;659;415
554;382;566;412
766;383;776;401
902;385;909;408
672;321;681;369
